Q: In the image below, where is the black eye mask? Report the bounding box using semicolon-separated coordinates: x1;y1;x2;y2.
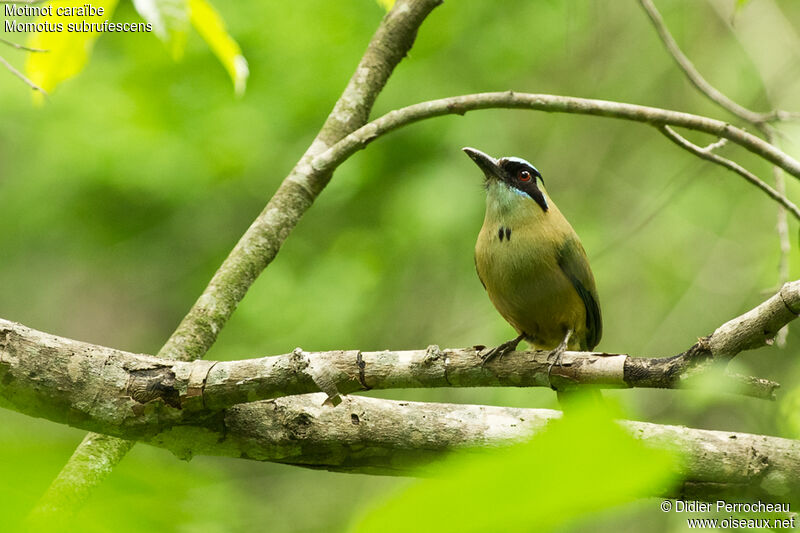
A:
498;157;548;212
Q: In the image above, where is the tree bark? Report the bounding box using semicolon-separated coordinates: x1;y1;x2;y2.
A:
3;283;796;439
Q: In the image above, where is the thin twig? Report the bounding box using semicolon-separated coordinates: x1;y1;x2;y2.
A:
761;126;792;346
640;0;797;344
659;125;800;221
702;137;728;152
715;3;798;348
0;55;46;95
0;38;47;53
775;111;800;120
639;0;798;124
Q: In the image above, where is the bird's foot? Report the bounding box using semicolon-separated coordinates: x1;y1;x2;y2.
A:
480;334;526;366
546;329;573;369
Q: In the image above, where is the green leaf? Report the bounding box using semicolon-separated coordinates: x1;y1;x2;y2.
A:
352;396;679;533
189;0;248;95
24;0;120;103
132;0;190;60
376;0;396;10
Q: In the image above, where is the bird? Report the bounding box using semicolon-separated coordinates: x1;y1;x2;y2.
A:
463;147;602;371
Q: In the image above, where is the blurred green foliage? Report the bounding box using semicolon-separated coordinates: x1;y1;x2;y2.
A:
352;397;678;533
25;0;119;102
1;0;800;531
26;0;247;98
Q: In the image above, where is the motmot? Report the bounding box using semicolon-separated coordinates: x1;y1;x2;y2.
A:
463;147;602;365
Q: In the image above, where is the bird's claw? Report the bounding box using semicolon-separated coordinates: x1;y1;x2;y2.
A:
546;329;572;369
480;345;509;365
545;344;566;368
479;334;525;366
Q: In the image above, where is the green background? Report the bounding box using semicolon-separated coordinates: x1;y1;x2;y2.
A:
1;0;800;531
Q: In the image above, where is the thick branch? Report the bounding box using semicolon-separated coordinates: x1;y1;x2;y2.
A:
2;333;797;500
220;395;800;502
706;281;800;356
0;324;773;441
6;275;800;502
2;282;798;438
39;393;800;502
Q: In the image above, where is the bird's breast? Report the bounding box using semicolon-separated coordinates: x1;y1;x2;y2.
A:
475;212;587;350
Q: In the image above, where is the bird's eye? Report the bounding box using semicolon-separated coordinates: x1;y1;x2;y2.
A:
519;170;532;182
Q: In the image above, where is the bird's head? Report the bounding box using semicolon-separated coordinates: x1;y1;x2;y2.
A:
462;147;548;212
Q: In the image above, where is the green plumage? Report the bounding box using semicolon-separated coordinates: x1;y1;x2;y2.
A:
466;148;602;353
557;237;602;351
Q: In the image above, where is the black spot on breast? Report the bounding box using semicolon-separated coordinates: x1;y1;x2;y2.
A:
505;227;511;240
498;227;504;241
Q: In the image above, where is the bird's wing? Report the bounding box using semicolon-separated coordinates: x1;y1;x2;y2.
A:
557;238;602;350
474;254;487;290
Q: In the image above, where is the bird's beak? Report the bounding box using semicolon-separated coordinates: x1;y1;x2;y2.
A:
462;147;503;180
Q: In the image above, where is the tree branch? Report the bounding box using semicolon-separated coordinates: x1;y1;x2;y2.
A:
0;37;47;53
157;0;442;364
658;125;800;221
642;0;797;344
0;55;46;94
3;280;799;440
762;127;792;347
2;323;797;500
301;92;800;191
0;324;775;440
25;434;135;527
33;1;800;514
231;395;800;502
638;0;797;125
35;393;800;502
36;0;443;518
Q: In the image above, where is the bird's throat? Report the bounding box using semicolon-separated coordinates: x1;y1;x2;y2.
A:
485;180;546;226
